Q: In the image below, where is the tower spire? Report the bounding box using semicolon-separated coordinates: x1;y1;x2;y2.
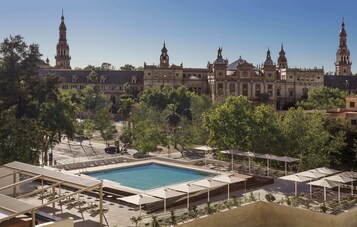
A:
55;10;71;69
335;17;351;75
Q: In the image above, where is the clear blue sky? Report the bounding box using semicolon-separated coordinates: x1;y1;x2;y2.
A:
1;0;356;73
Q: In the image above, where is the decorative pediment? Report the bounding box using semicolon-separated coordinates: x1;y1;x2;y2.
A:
87;71;98;83
71;75;79;83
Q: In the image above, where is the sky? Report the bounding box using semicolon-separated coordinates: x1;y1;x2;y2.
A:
1;0;357;73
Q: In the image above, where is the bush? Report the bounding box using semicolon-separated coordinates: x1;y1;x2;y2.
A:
249;192;256;202
151;216;160;227
285;196;292;206
189;205;198;218
265;193;276;202
169;210;177;225
320;203;328;213
205;202;217;215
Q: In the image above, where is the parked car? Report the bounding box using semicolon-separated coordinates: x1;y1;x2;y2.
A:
104;146;119;154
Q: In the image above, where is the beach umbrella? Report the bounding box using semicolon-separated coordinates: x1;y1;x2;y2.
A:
256;154;280;176
340;171;357;195
276;156;299;175
194;145;216;166
297;171;327;198
279;174;311;196
237;152;259;174
212;175;246;200
220;150;241;171
118;194;161;216
192;178;227;202
168;183;205;209
307;179;339;202
311;167;340;175
325;174;354;202
146;188;185;215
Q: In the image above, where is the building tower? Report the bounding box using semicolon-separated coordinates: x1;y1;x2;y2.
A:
160;41;169;68
55;10;71;69
277;44;288;69
335;17;352;76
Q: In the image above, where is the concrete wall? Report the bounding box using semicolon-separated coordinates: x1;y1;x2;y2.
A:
177;201;357;227
36;219;74;227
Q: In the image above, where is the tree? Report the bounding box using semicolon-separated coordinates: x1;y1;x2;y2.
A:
203;96;252;151
39;90;78;164
120;64;136;71
250;105;283;154
297;86;347;109
0;35;77;165
281;107;343;170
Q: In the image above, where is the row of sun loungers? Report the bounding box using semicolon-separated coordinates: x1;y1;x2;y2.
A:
57;157;121;171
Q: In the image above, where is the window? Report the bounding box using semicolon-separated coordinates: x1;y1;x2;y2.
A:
219;73;222;76
276;88;280;97
289;90;293;97
242;84;248;96
350;102;355;108
79;85;85;90
351;119;357;125
148;73;151;76
317;76;320;80
255;84;261;97
268;73;272;78
62;85;68;89
229;83;235;95
267;84;273;96
217;83;223;95
176;73;179;76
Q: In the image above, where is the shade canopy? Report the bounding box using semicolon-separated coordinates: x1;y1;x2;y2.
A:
212;175;246;184
307;179;339;188
340;171;357;179
296;171;327;179
279;174;311;183
0;194;36;222
118;194;161;206
256;154;281;161
194;145;215;151
276;156;299;163
237;151;260;157
311;167;339;175
192;179;227;189
146;188;185;199
168;183;205;194
219;149;242;155
325;174;354;183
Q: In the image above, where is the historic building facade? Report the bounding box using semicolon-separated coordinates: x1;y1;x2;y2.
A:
143;42;209;94
41;14;356;109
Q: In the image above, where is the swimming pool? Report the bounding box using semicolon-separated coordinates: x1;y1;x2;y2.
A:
87;163;214;190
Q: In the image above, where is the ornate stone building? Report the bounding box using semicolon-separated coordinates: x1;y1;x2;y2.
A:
143;42;209;94
41;14;357;109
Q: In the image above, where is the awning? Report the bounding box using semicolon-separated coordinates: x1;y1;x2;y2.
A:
0;194;36;222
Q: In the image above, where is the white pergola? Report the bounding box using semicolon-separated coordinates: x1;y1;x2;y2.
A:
118;194;162;216
168;183;205;209
192;179;227;202
194;145;216;166
279;174;311;196
146;188;185;215
0;161;104;226
219;149;242;171
307;179;339;202
325;174;354;202
212;175;246;200
296;171;327;198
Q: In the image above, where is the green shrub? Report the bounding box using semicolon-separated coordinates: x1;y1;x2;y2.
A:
265;193;276;202
169;210;177;225
320;203;328;213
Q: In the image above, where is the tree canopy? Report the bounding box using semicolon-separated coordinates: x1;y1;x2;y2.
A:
297;86;347;109
0;35;78;165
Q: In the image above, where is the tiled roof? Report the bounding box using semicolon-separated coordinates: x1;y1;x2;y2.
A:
324;75;357;89
39;69;144;84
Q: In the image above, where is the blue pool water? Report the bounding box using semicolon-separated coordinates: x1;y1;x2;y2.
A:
87;163;214;190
